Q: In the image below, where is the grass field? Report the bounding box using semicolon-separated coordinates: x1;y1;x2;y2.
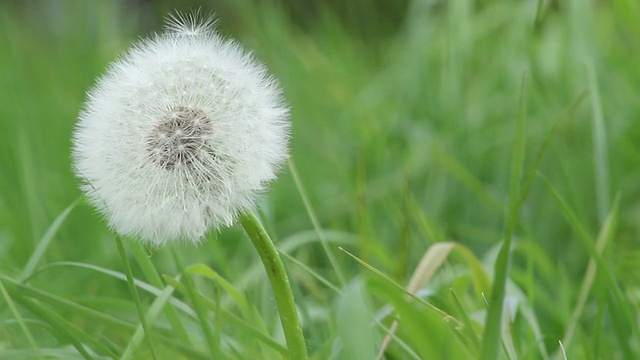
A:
1;0;640;359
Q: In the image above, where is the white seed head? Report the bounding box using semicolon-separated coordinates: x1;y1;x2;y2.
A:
72;13;290;245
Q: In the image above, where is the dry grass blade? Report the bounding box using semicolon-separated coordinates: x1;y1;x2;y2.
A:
375;242;455;359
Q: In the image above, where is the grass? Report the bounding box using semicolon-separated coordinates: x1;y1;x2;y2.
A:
1;0;640;358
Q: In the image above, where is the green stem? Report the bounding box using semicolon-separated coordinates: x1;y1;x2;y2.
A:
240;211;308;360
115;235;158;360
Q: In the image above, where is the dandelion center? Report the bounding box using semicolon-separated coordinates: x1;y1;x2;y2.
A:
147;106;213;170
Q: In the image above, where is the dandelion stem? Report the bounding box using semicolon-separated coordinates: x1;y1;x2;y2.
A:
115;235;159;360
240;211;308;360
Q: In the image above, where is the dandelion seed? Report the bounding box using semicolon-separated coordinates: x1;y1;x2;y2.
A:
72;13;290;245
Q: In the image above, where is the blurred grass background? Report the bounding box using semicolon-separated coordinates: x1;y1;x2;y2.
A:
1;0;640;359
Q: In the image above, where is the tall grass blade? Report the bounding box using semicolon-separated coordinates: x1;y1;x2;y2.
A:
586;60;610;224
31;261;195;316
431;144;503;214
19;197;81;282
376;241;489;357
519;91;588;208
0;279;43;359
162;274;289;356
482;85;588;360
554;197;618;359
11;294;95;360
541;176;637;357
185;263;280;359
114;235;158;360
450;289;482;354
338;246;462;328
170;246;220;358
11;291;121;359
121;284;176;360
129;243;190;345
279;250;342;294
481;73;528;360
288;158;346;285
0;274;135;331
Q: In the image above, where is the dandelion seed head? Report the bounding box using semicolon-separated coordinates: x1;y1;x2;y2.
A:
146;105;214;171
72;12;290;245
164;11;217;37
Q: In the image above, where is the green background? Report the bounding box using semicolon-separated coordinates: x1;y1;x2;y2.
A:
1;0;639;359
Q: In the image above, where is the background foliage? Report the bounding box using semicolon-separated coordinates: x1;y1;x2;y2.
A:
1;0;639;359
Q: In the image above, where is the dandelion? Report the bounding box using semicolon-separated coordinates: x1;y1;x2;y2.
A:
72;13;290;245
73;13;308;359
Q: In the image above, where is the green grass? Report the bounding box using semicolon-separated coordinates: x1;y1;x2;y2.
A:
2;0;640;359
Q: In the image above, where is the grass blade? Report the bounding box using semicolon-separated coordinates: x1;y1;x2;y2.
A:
554;197;618;358
482;84;588;360
586;60;610;223
338;246;463;328
185;263;281;359
11;295;95;360
450;288;482;354
541;176;637;357
170;246;221;359
376;240;490;358
279;250;342;294
114;235;158;360
19;197;81;282
481;72;528;360
12;292;121;359
289;158;346;285
162;274;289;356
431;143;503;214
129;243;190;345
0;278;43;359
121;284;176;359
518;91;588;210
0;274;135;331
